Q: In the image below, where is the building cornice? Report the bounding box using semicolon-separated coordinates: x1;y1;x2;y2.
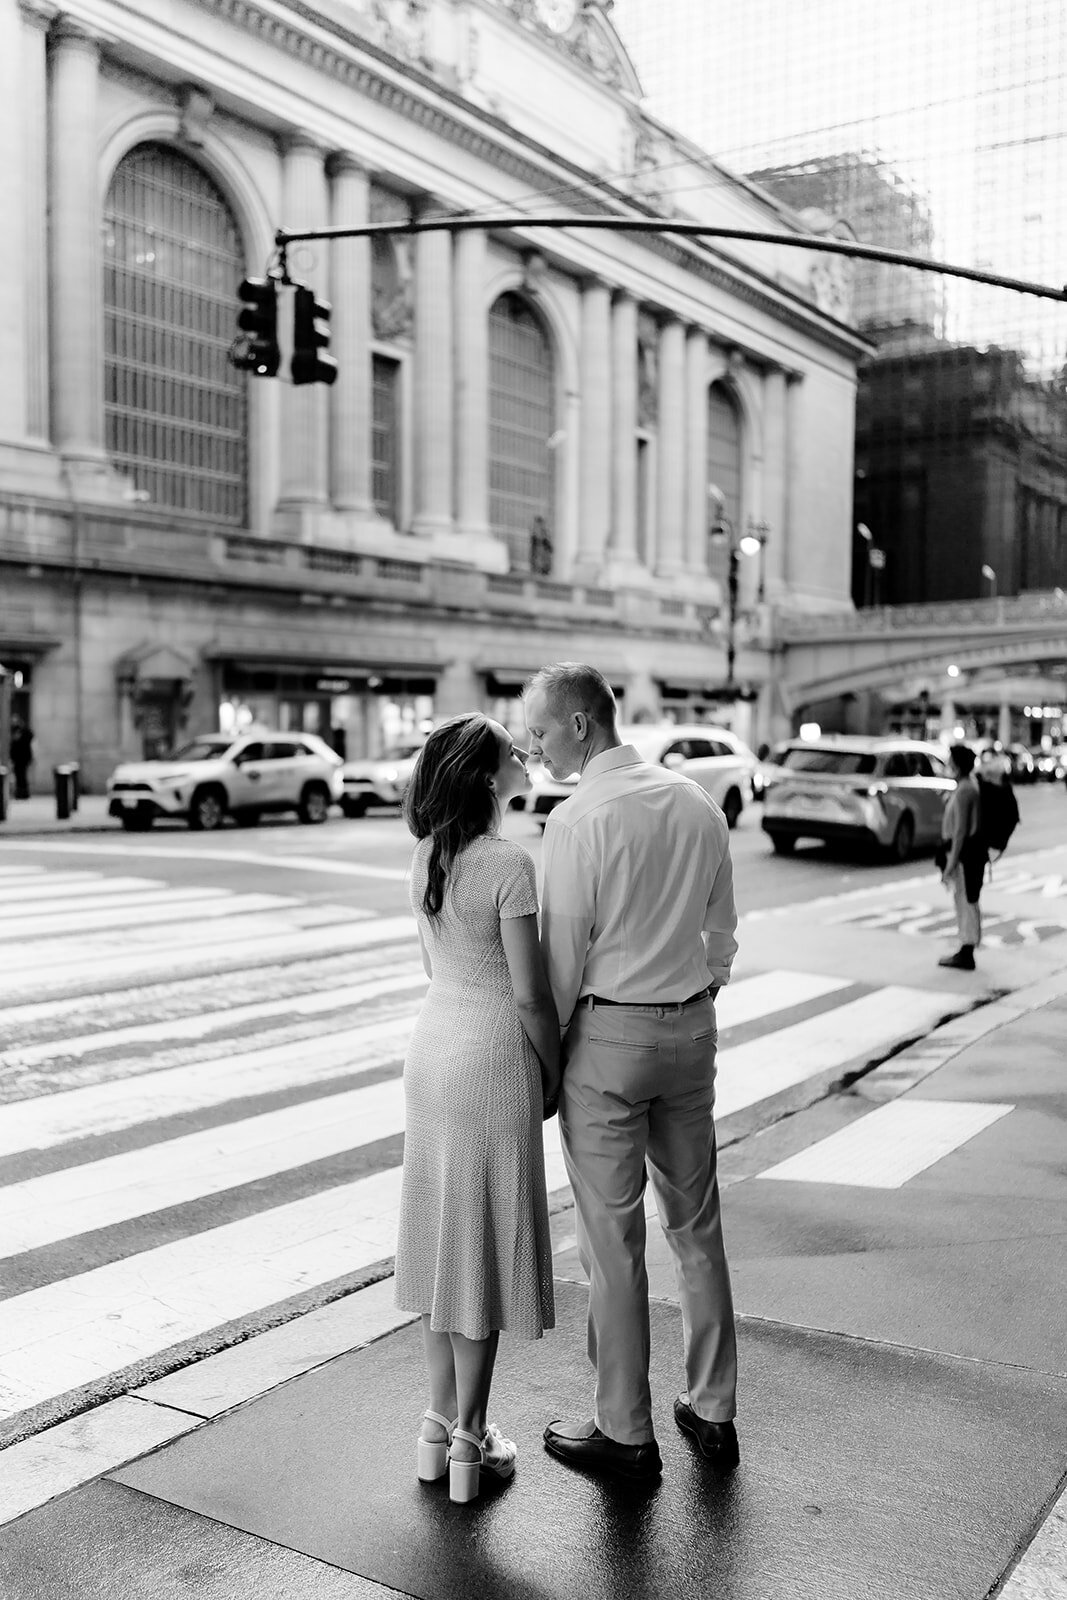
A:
178;0;867;357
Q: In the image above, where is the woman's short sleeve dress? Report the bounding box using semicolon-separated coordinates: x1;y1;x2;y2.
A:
394;835;555;1341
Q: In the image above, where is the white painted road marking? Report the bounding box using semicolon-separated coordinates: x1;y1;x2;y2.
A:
757;1099;1014;1187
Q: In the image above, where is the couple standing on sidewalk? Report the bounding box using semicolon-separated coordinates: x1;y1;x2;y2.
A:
393;662;740;1503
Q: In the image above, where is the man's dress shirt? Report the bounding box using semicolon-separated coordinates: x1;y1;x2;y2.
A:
539;745;739;1028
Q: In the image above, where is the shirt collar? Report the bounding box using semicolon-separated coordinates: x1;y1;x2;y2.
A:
577;744;642;785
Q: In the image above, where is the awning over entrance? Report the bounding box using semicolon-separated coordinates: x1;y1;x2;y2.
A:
477;647;630;699
0;632;62;660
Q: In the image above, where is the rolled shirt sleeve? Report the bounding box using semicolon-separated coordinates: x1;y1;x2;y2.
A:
539;817;597;1028
702;842;739;988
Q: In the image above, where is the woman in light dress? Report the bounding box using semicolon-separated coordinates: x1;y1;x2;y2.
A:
394;714;561;1503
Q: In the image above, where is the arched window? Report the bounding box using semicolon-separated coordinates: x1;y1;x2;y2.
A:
706;381;742;570
103;143;247;523
488;292;554;572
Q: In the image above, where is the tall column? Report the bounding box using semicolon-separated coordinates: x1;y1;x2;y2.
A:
454;225;489;541
278;134;329;516
0;0;27;443
782;372;803;587
684;324;709;573
608;289;639;566
997;696;1012;745
939;697;957;740
655;316;686;578
762;368;788;599
50;17;107;472
574;275;611;574
327;153;373;517
411;200;454;537
21;1;54;442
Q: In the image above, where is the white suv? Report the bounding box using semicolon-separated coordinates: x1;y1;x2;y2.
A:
513;722;758;829
107;732;343;832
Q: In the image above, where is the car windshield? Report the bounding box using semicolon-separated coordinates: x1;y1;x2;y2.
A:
782;748;878;776
165;739;232;762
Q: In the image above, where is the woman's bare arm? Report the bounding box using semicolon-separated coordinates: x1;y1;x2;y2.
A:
500;913;561;1114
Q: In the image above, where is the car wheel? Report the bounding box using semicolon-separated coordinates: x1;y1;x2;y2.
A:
189;786;226;832
889;813;915;863
119;813;153;832
770;833;797;856
234;809;261;828
722;788;743;830
298;782;331;825
341;797;367;819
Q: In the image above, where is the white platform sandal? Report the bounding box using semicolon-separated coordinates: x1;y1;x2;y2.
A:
417;1409;455;1483
448;1423;518;1504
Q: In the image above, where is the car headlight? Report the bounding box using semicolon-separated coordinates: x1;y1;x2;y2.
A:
382;767;399;783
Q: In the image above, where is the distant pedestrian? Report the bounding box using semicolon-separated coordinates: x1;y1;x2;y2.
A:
394;714;560;1504
10;714;33;800
937;742;986;971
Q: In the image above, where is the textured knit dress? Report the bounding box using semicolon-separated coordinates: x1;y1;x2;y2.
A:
394;834;555;1341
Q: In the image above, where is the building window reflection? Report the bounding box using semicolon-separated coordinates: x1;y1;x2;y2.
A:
103;143;247;523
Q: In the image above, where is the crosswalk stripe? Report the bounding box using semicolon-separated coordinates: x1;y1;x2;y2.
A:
3;1076;410;1255
0;874;170;902
0;965;426;1071
0;891;297;955
714;985;960;1117
0;913;416;1000
717;969;853;1027
0;1016;416;1160
756;1099;1014;1187
0;886;257;934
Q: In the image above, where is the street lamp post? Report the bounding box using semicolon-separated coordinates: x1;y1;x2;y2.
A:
708;490;770;692
981;562;997;598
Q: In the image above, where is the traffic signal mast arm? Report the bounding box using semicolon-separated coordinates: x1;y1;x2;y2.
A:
273;215;1067;303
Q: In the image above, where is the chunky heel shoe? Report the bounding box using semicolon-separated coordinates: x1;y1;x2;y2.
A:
417;1409;455;1483
448;1428;483;1503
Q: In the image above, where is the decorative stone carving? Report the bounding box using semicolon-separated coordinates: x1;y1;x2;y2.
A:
626;112;674;214
366;0;434;72
370;187;414;341
637;310;659;428
178;84;214;148
499;0;635;93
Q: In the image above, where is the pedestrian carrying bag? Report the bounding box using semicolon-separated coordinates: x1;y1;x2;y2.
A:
976;776;1020;858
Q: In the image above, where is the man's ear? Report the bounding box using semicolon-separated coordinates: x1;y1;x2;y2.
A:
572;712;588;742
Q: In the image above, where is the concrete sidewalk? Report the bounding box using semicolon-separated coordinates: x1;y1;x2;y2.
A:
2;979;1065;1600
0;792;116;834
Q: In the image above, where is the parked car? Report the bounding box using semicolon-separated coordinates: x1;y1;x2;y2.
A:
760;736;955;861
340;739;425;817
107;732;343;832
512;723;758;829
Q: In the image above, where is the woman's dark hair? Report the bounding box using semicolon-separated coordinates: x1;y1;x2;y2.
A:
403;714;501;917
948;742;976;776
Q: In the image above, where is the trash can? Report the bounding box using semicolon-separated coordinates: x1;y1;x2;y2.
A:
0;764;9;824
54;762;79;821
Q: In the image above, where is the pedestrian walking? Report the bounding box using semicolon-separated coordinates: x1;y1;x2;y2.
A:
394;714;560;1504
10;714;33;800
525;662;740;1481
937;742;986;971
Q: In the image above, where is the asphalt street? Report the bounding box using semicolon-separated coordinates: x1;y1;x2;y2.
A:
0;783;1065;1596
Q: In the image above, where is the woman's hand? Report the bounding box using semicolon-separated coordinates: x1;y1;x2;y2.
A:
542;1072;562;1121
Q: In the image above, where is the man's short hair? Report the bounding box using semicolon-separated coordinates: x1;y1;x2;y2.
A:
949;742;976;775
525;662;617;730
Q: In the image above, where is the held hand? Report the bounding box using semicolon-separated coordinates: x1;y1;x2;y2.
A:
542;1072;562;1121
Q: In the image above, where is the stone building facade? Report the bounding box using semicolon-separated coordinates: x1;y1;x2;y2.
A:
0;0;868;789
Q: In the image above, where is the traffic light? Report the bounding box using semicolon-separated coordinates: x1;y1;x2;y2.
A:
231;278;280;376
291;284;338;387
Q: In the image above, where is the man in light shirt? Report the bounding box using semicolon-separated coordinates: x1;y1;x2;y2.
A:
525;662;739;1482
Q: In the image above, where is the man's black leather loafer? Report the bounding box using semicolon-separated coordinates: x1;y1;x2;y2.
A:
543;1419;662;1480
673;1398;740;1471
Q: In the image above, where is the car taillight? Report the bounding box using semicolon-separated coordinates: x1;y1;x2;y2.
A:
866;781;888;798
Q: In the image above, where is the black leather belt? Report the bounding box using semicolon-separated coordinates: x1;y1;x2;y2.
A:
580;986;714;1010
